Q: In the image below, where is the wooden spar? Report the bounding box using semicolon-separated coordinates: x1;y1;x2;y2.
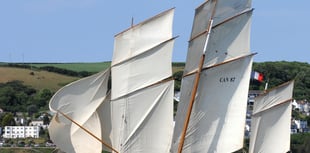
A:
57;110;119;153
177;54;205;153
177;0;218;152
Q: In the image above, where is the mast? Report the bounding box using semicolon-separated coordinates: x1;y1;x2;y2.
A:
177;0;218;152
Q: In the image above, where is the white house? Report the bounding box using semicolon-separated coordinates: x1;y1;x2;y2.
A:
3;126;40;139
291;119;308;133
30;120;48;129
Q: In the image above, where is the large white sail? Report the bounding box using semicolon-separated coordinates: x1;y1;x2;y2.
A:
48;8;175;153
49;69;110;153
111;81;174;152
111;8;174;100
249;81;294;153
184;0;253;75
110;8;175;152
171;0;254;152
172;55;253;153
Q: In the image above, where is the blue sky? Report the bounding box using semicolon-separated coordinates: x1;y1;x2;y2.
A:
0;0;309;63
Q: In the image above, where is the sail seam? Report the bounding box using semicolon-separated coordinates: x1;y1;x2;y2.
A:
111;37;176;67
256;80;295;97
183;53;257;78
111;77;174;101
121;84;171;146
114;8;175;37
189;8;253;42
252;98;293;116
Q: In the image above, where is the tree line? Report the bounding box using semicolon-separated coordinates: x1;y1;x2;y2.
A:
2;61;309;112
173;61;310;101
5;63;93;77
252;61;310;101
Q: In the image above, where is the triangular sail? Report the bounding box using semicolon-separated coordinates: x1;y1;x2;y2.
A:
249;81;294;153
110;8;175;152
171;0;253;152
49;69;110;153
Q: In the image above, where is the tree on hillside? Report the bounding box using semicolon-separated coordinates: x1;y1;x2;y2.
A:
173;71;183;91
1;113;16;126
252;61;310;101
33;89;53;110
0;81;38;112
27;105;38;117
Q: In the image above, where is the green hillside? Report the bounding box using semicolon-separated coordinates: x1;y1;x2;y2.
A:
28;62;110;72
0;67;78;92
252;61;310;101
1;61;310;100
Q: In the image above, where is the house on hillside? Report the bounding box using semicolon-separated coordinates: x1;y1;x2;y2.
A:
3;126;40;139
30;120;48;129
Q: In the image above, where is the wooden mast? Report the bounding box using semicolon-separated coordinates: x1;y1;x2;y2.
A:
57;110;119;153
177;0;218;152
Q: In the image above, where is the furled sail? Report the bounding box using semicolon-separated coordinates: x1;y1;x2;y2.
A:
171;0;254;152
49;69;110;153
110;8;175;152
249;81;294;153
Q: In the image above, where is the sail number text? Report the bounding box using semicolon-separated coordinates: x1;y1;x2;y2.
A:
219;77;236;83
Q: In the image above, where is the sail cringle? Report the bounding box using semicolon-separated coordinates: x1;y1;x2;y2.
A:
249;81;294;153
172;55;254;153
184;0;253;75
49;69;110;153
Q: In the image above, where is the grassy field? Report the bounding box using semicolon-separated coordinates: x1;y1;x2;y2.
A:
4;62;183;73
0;62;184;92
0;67;79;92
28;62;111;72
0;148;56;153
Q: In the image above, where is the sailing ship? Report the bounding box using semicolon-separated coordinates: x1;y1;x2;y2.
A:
249;81;294;153
49;8;176;153
49;0;257;152
171;0;255;152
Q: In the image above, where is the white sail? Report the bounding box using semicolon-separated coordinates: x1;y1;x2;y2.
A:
172;55;253;153
49;69;110;153
110;8;175;152
171;0;253;152
48;8;175;153
249;81;294;153
111;8;174;100
111;81;174;153
184;0;253;74
112;8;173;67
